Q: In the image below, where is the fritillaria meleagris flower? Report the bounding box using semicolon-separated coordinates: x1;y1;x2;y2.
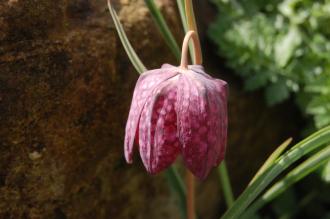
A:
124;31;228;180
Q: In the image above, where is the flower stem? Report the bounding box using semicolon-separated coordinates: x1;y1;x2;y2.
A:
186;170;195;219
180;31;202;69
144;0;181;60
218;161;234;208
184;0;202;64
165;167;186;218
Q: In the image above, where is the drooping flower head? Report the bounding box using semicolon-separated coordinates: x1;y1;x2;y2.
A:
124;31;228;180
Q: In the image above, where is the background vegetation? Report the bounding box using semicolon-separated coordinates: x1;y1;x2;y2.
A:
209;0;330;130
208;0;330;218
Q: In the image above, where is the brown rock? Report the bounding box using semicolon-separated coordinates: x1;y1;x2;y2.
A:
0;0;180;218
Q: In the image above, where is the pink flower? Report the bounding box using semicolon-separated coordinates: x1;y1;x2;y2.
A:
124;64;228;180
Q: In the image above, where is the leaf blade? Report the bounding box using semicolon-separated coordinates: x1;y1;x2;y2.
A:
176;0;188;32
107;0;147;74
144;0;181;60
221;126;330;219
249;138;293;185
243;145;330;217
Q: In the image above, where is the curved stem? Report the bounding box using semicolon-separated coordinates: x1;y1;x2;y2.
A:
184;0;202;64
180;31;202;69
185;0;199;36
186;170;195;219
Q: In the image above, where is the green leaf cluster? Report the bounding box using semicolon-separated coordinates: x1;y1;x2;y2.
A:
208;0;330;129
209;1;330;216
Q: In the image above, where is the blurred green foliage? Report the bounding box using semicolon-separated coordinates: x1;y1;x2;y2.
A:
209;1;330;217
208;0;330;130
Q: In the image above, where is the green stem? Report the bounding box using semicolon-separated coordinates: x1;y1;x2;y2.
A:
165;167;187;218
218;161;235;208
176;0;188;32
144;0;181;60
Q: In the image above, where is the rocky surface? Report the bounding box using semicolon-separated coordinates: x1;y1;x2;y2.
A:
0;0;301;219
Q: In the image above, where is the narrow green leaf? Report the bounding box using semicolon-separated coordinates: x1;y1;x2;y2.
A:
165;167;186;219
249;138;293;185
176;0;188;32
243;145;330;218
144;0;181;60
107;0;147;74
221;126;330;219
321;160;330;183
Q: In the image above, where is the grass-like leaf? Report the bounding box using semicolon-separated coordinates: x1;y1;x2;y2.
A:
321;160;330;182
221;126;330;219
176;0;188;32
144;0;181;60
107;0;147;74
243;145;330;218
249;138;293;185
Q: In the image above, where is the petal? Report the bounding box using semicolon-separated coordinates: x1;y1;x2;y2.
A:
188;65;212;79
213;79;228;164
194;75;228;168
138;79;180;173
124;68;178;163
177;71;228;180
202;79;228;170
161;63;176;69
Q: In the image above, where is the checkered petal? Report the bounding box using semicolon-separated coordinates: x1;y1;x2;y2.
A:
177;68;228;179
124;67;179;163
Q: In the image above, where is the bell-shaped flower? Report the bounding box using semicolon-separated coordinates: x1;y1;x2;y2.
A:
124;31;228;180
